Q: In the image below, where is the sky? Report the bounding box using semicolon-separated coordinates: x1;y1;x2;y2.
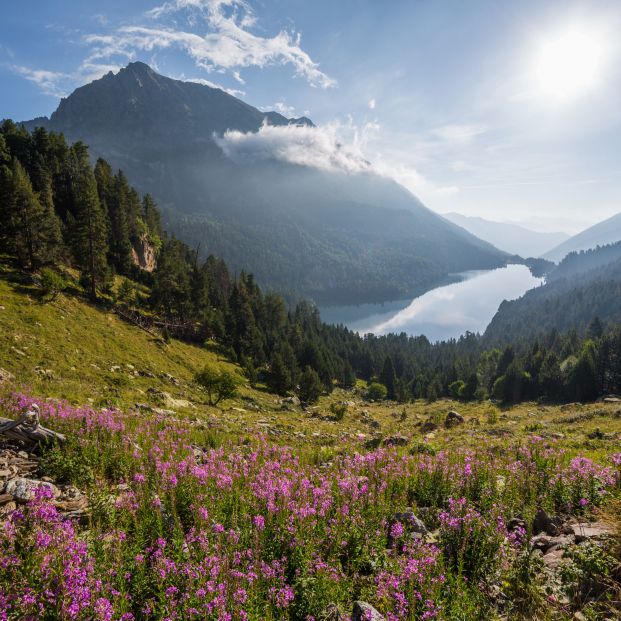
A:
1;0;621;234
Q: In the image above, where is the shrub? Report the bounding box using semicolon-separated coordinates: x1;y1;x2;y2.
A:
194;366;240;405
366;382;387;401
39;267;67;300
298;366;323;404
330;402;347;421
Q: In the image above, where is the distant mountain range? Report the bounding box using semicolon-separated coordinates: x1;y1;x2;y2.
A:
21;61;508;304
542;212;621;262
443;212;569;258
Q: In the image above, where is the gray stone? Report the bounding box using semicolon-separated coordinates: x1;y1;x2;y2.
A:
572;521;615;543
0;368;15;383
352;601;386;621
5;478;60;502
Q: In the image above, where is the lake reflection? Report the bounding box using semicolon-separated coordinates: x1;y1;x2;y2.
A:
320;264;542;341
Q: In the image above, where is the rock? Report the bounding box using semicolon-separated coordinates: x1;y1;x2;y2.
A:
543;546;567;568
0;368;15;384
507;517;526;532
572;521;615;543
364;437;382;450
368;419;380;430
5;478;60;502
383;435;408;447
352;601;386;621
533;508;561;536
531;534;573;553
160;372;180;385
445;410;464;427
603;396;621;403
420;420;438;433
34;367;54;380
281;396;300;407
393;509;428;535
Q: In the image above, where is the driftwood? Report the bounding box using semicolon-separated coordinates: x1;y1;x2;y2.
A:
0;405;65;445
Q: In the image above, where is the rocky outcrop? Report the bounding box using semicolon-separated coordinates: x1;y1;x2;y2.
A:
131;234;157;272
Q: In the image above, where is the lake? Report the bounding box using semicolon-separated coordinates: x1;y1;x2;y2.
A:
319;264;543;341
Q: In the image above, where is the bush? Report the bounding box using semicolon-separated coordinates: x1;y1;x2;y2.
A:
195;366;240;405
366;382;387;401
330;403;347;421
39;267;67;300
298;366;323;404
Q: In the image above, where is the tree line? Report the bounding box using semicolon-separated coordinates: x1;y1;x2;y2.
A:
1;120;619;405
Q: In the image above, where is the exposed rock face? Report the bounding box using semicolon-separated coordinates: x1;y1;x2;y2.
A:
131;234;157;272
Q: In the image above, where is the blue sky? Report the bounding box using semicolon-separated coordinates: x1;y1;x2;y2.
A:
1;0;620;233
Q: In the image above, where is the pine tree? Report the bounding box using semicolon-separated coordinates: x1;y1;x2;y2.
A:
380;355;397;399
298;366;323;404
267;353;293;396
4;158;62;270
70;145;109;300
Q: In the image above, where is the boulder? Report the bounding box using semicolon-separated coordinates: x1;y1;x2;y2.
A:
445;411;464;427
420;420;438;433
393;509;428;535
383;435;409;447
5;477;60;502
572;521;616;543
352;601;386;621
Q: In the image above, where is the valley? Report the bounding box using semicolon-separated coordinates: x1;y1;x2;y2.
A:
2;2;621;619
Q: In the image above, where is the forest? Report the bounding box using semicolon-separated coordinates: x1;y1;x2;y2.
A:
2;119;620;407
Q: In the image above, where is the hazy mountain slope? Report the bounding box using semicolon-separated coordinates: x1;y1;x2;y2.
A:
443;212;569;257
543;212;621;262
547;241;621;283
484;243;621;344
23;62;507;304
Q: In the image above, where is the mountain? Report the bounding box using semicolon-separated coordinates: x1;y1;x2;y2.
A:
22;61;508;304
484;242;621;344
443;212;569;257
543;212;621;262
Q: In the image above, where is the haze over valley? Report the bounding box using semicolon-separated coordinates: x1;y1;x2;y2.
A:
2;2;621;620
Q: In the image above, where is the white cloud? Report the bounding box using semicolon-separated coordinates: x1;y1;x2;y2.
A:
265;101;296;117
14;0;334;99
10;65;72;98
433;124;487;144
215;120;458;204
10;62;122;99
368;98;376;110
185;77;245;97
216;122;373;174
86;0;335;89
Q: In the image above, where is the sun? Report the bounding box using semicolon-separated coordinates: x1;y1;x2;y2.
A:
532;28;605;99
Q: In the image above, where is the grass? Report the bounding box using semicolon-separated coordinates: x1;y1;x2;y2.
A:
1;260;621;619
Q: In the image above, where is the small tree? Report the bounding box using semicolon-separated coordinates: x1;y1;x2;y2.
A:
366;382;387;401
195;366;239;405
39;268;68;301
298;366;323;404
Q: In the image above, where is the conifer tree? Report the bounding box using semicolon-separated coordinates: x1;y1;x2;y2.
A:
4;158;62;270
380;355;397;399
70;145;109;299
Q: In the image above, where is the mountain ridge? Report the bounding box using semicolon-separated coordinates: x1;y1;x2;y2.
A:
543;211;621;262
21;61;509;304
443;212;569;257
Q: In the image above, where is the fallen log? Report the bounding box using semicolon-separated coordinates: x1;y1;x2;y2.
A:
0;405;65;445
